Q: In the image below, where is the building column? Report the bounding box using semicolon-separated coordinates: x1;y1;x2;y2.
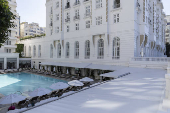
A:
4;57;7;70
17;57;19;69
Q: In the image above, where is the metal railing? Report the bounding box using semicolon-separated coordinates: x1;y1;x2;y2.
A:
131;57;170;62
113;3;120;9
74;1;80;6
74;16;80;20
84;13;91;18
65;18;70;23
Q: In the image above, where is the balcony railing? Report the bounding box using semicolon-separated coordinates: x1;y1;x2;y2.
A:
49;23;53;27
97;56;104;59
74;1;80;6
131;57;170;62
84;12;91;18
65;18;70;23
84;0;90;3
65;5;70;9
113;3;120;9
85;56;90;59
74;15;80;20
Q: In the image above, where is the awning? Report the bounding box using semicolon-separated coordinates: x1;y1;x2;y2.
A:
86;64;124;70
40;62;91;69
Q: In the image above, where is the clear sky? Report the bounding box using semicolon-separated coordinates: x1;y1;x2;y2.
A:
16;0;170;27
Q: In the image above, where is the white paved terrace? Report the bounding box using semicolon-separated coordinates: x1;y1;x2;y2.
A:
24;68;166;113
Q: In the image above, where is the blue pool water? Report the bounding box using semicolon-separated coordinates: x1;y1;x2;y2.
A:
0;72;67;96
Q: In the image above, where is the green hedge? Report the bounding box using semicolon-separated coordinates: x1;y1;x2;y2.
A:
20;34;46;41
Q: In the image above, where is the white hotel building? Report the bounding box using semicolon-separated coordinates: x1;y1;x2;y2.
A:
0;0;20;70
19;0;167;77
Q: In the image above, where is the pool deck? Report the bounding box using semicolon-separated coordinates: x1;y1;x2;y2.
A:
22;68;168;113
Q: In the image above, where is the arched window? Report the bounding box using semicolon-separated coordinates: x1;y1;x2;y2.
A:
75;41;79;59
98;39;104;59
50;44;53;58
29;46;31;57
38;45;41;58
85;40;90;59
113;37;120;59
66;42;69;58
33;45;36;57
57;43;61;58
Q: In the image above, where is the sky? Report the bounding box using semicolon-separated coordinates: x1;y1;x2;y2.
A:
16;0;170;27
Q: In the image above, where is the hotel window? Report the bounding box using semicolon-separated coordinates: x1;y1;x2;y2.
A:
114;14;119;23
33;45;36;57
75;41;79;59
56;2;59;8
96;0;102;9
96;16;102;25
75;9;79;17
85;40;90;59
51;7;53;14
113;37;120;59
113;0;120;9
57;43;61;58
66;42;69;58
38;45;41;58
67;26;69;32
98;39;104;59
56;14;59;21
56;27;59;33
29;46;31;57
75;23;79;30
6;49;11;53
50;44;53;58
85;6;91;16
86;21;90;28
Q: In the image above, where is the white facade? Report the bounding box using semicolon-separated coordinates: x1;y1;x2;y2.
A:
20;22;46;38
165;15;170;43
19;0;166;69
0;0;20;70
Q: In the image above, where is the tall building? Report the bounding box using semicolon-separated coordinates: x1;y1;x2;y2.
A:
0;0;20;70
20;22;46;38
19;0;167;73
165;15;170;43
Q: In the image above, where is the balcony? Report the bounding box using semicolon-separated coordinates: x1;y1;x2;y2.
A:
84;13;91;18
113;3;121;9
83;0;91;3
65;18;70;23
74;1;80;6
73;15;80;21
4;45;17;49
65;5;70;10
49;23;53;27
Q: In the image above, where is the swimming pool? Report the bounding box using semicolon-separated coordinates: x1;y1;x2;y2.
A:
0;72;67;96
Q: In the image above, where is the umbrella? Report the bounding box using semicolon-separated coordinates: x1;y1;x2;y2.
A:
79;77;94;82
0;94;26;105
68;80;84;86
66;69;68;74
49;82;69;90
53;67;55;72
48;67;50;71
28;88;51;97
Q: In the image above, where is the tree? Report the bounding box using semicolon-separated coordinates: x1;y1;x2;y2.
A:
0;0;16;47
16;44;24;57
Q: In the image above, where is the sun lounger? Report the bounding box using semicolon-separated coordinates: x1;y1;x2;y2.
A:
15;99;29;109
29;96;39;106
39;94;49;101
55;89;63;97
